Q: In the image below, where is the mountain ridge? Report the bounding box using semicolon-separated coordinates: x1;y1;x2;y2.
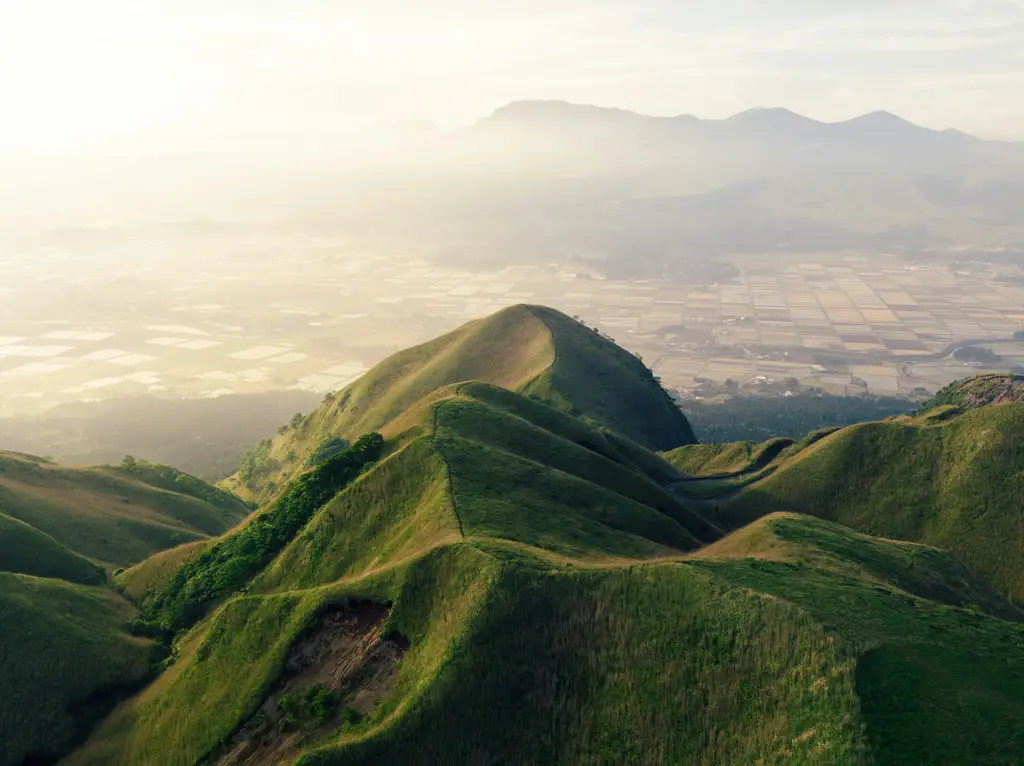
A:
478;99;988;142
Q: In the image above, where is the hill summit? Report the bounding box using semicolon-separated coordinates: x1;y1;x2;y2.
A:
225;304;695;501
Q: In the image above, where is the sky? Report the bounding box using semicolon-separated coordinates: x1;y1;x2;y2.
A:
1;0;1022;156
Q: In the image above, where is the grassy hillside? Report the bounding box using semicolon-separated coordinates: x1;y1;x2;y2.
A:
723;402;1024;604
223;304;695;503
0;573;153;766
663;437;794;476
69;510;1024;766
0;450;249;567
0;511;105;585
68;385;1024;766
117;540;216;603
919;373;1024;411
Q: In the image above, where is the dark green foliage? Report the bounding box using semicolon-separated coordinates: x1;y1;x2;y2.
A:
306;436;350;467
239;438;278;491
681;392;914;443
143;434;384;633
278;684;338;728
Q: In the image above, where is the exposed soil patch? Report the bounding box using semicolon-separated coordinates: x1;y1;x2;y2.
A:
215;601;408;766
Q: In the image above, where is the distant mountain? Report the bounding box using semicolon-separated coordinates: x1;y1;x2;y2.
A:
476;99;985;146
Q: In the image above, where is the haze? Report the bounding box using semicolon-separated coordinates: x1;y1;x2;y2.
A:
2;0;1024;469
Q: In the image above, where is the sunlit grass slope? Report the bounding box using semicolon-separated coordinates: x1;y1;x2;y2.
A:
0;450;249;567
724;402;1024;603
0;573;152;766
117;539;216;602
225;304;695;502
69;387;1024;766
0;511;105;584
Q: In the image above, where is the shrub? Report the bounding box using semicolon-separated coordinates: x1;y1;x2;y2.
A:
307;436;350;467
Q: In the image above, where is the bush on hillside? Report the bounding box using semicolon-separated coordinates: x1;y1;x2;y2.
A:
306;436;350;467
142;433;385;634
239;438;278;491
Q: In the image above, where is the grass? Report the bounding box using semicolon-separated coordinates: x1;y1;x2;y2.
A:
116;539;216;602
224;304;696;503
0;450;250;567
65;381;1024;766
0;511;105;585
0;573;153;766
662;437;794;476
918;373;1024;412
723;403;1024;604
140;434;384;634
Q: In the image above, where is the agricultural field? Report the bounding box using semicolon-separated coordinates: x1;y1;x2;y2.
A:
3;239;1024;418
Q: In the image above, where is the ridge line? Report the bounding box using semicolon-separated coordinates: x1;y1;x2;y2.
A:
430;394;466;539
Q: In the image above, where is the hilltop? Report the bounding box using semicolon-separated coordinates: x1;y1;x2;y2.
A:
0;451;250;567
223;304;695;502
919;373;1024;411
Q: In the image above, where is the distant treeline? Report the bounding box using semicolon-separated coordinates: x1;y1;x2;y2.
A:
680;393;915;444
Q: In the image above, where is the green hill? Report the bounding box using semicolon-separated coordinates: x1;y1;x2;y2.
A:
65;381;1024;766
0;573;153;766
0;511;105;585
223;305;695;502
0;451;250;567
919;373;1024;411
722;402;1024;604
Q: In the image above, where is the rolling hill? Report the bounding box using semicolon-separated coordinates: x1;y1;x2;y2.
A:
695;398;1024;605
0;455;251;766
0;451;250;568
63;353;1024;765
0;573;154;766
6;319;1024;765
223;304;695;503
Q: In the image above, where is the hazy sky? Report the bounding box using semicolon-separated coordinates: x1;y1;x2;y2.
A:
1;0;1022;155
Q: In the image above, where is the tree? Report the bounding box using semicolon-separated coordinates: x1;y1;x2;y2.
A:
121;455;139;472
289;412;304;429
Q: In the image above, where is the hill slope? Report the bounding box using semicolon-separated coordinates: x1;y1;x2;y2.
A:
0;573;153;766
224;305;695;502
67;385;1024;766
0;511;105;585
722;402;1024;604
0;451;250;567
919;373;1024;411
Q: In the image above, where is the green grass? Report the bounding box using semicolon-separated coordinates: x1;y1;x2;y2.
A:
57;370;1024;765
723;403;1024;604
224;304;695;503
66;387;1024;765
662;437;794;476
116;539;216;603
0;450;250;567
0;511;105;585
0;573;152;766
919;373;1024;412
140;434;384;634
